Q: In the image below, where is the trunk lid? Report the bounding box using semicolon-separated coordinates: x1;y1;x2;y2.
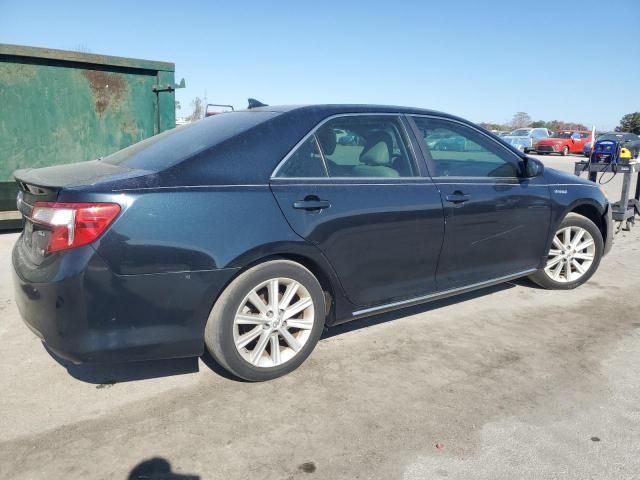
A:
14;161;149;262
14;160;150;191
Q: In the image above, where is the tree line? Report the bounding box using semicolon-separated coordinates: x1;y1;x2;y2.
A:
480;112;640;135
175;100;640;136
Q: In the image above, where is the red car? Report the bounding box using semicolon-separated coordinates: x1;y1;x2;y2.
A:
536;131;592;156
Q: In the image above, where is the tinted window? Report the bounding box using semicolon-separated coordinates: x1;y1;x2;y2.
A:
275;136;327;178
598;133;624;141
101;111;278;171
316;116;417;177
412;117;520;178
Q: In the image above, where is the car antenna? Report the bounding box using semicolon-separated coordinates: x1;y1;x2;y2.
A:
247;98;268;109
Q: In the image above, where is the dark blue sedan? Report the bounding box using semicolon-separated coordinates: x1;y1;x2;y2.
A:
12;105;613;381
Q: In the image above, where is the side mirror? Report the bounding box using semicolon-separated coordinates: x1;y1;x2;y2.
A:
523;157;544;177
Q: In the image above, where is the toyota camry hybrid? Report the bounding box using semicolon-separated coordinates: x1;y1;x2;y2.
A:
12;105;613;381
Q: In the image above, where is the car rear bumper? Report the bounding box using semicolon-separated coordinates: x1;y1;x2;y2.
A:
12;238;239;363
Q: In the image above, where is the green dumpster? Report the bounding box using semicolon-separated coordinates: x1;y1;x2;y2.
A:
0;43;183;229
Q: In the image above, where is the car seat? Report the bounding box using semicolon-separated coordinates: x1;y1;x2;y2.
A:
352;132;400;177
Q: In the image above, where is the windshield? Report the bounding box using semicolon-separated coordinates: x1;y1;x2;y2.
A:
510;129;531;136
101;111;279;171
597;133;624;141
551;132;572;139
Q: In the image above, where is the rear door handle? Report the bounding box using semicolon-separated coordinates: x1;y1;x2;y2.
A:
293;199;331;211
445;193;470;204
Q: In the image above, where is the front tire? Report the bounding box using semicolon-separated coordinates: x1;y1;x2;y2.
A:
529;213;603;290
204;260;326;381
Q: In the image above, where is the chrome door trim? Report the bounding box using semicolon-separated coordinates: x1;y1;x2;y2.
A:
351;268;538;318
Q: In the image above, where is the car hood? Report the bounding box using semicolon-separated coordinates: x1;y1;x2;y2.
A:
502;135;530;141
502;136;531;147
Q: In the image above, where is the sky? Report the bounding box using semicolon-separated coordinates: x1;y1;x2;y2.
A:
2;0;638;130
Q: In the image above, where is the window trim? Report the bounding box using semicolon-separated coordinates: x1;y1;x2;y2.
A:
407;114;525;180
271;133;329;179
271;113;423;180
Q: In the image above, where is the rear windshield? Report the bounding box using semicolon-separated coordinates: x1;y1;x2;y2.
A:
100;111;279;171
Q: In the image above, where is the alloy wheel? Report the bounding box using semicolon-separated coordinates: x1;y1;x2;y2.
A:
544;226;595;283
233;277;315;367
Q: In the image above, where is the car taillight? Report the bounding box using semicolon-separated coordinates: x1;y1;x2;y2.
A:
31;202;121;253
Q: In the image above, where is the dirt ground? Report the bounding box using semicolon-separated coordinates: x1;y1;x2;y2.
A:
0;154;638;480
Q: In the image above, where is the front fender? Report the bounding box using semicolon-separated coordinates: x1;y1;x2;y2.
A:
541;183;609;265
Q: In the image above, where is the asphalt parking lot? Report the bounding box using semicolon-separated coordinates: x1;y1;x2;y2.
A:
1;154;639;480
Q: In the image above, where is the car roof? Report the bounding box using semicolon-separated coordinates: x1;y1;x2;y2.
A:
242;103;459;118
119;104;524;188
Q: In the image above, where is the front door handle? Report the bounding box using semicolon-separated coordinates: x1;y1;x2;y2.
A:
445;192;470;204
293;198;331;211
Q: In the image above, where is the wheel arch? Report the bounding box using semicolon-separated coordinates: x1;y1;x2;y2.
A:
569;202;607;244
541;198;607;268
207;245;347;331
243;253;338;324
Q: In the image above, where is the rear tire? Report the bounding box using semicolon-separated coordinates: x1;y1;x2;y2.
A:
204;260;326;381
561;146;569;156
529;213;603;290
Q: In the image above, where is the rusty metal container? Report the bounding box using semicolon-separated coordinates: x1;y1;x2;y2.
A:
0;44;182;228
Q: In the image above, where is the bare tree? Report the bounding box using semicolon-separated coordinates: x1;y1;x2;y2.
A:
510;112;532;129
73;43;93;53
188;97;204;122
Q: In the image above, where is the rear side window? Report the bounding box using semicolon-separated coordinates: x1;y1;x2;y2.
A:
101;111;279;171
413;116;520;178
532;129;547;139
274;136;327;178
315;116;417;177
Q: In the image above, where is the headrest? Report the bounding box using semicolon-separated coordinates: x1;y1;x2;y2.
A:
317;127;337;155
360;132;392;165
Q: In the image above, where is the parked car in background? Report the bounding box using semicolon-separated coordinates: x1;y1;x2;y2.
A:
430;135;466;151
337;131;364;146
12;105;613;381
537;131;591;156
583;132;640;158
501;127;551;153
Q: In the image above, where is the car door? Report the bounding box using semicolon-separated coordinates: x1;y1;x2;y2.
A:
570;132;587;153
409;115;551;291
270;114;445;308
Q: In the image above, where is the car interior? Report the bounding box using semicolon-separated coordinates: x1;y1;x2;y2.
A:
316;119;416;177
